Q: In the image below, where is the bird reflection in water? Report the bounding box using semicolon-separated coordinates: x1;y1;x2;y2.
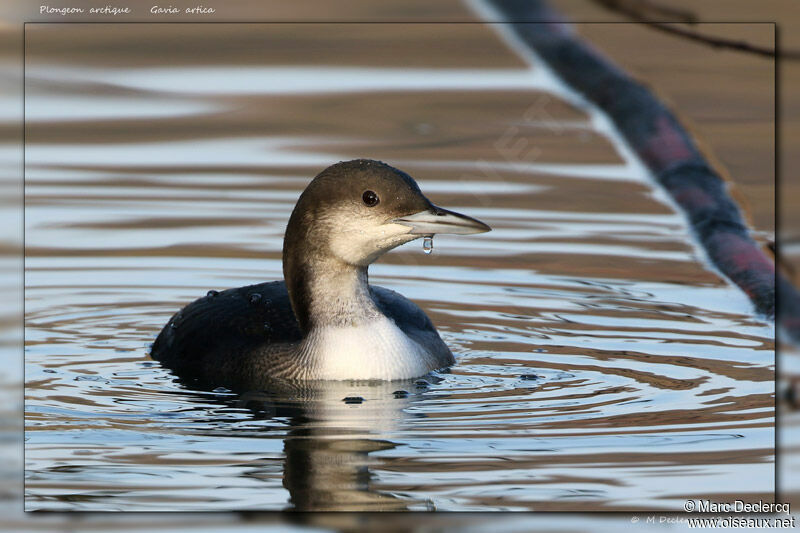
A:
231;378;439;511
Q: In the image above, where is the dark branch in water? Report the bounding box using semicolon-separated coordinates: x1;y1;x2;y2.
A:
490;0;797;335
591;0;800;60
593;0;697;23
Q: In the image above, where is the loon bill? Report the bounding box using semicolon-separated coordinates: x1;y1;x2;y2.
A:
151;159;490;387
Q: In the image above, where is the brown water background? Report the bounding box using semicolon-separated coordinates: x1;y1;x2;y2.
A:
0;0;789;528
19;17;776;513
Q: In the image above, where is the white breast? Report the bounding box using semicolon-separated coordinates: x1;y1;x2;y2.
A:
303;316;434;380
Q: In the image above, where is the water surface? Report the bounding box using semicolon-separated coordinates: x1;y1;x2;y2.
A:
24;22;774;511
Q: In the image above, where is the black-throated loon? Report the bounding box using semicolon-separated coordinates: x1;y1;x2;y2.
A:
151;159;490;387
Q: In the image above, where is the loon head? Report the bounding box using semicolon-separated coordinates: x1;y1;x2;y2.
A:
284;159;490;268
282;159;490;331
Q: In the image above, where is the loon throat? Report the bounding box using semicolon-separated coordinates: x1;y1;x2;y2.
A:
282;258;438;380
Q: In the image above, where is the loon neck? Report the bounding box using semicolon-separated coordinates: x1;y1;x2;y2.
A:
284;255;382;332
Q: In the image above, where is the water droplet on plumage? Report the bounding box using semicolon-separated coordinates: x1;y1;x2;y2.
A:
207;290;219;297
422;235;434;254
249;293;262;305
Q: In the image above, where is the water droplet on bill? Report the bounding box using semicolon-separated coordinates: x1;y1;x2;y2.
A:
423;235;434;254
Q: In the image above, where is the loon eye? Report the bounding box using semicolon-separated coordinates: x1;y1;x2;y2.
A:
362;190;380;207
